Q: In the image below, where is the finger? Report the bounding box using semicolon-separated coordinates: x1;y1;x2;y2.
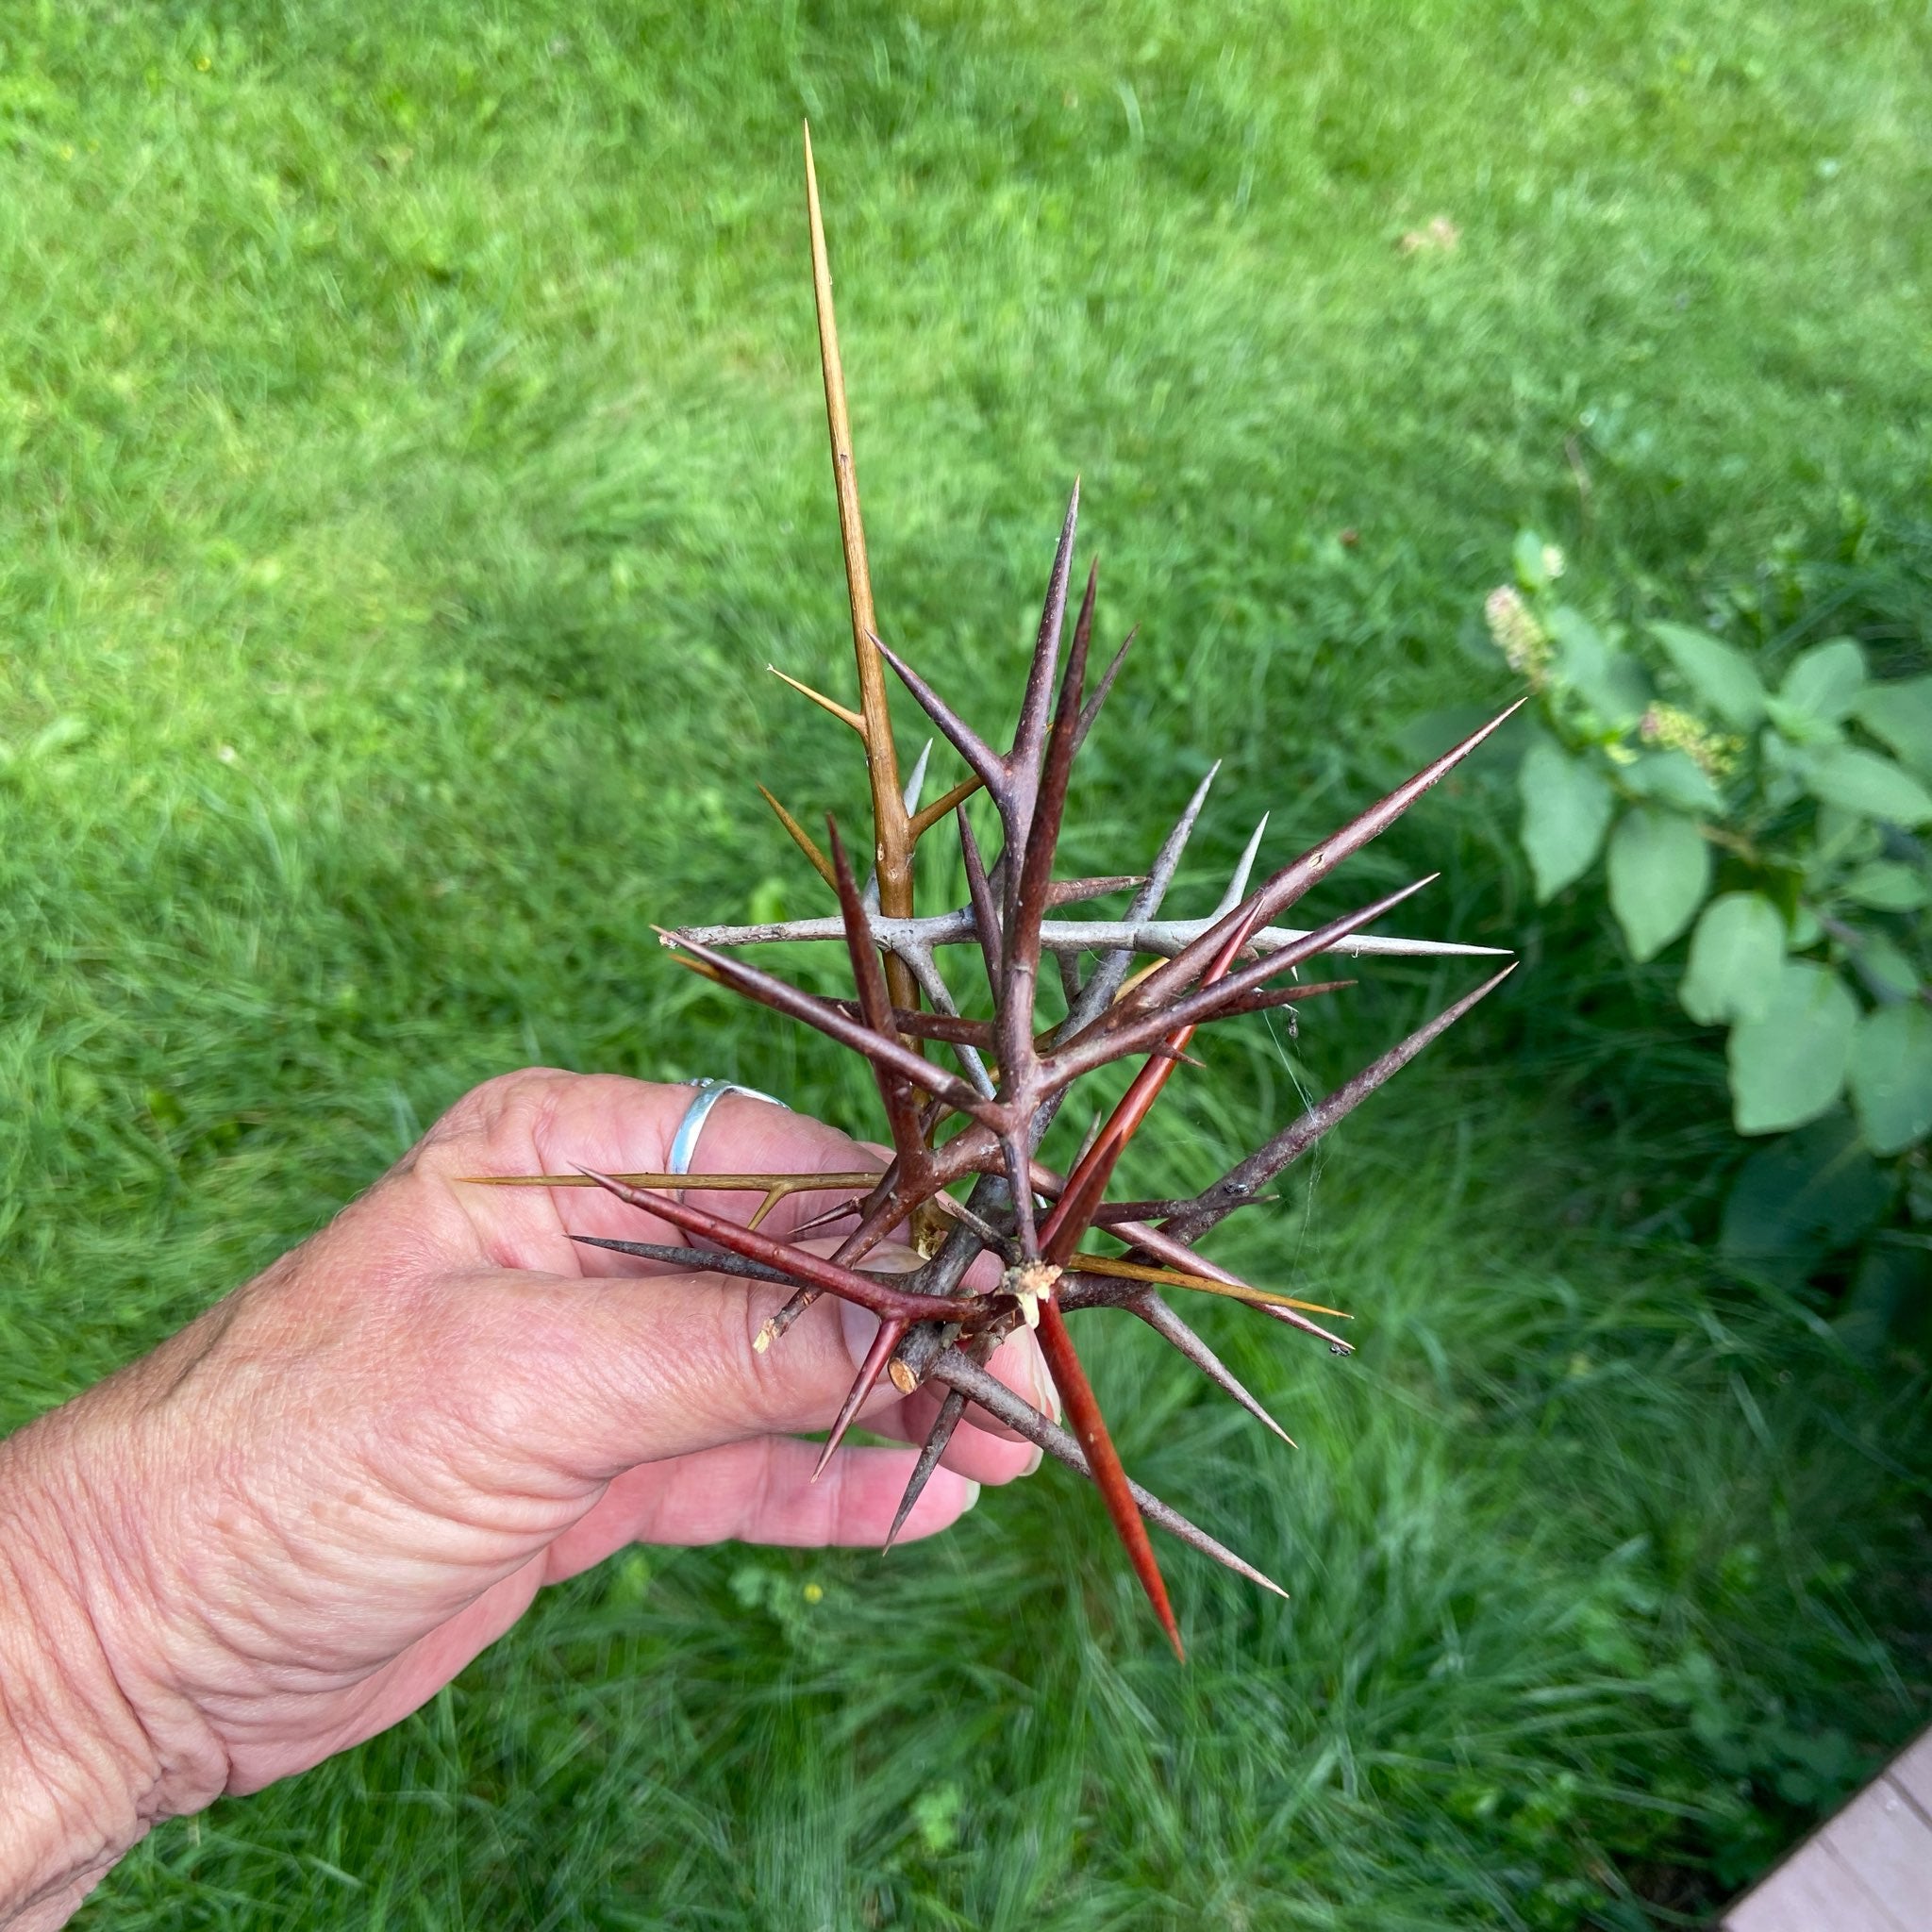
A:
432;1261;916;1478
541;1438;982;1575
414;1070;884;1273
982;1326;1062;1436
851;1326;1058;1478
886;1325;1061;1441
854;1388;1041;1485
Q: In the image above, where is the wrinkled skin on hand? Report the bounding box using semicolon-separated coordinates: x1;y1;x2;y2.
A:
0;1072;1048;1921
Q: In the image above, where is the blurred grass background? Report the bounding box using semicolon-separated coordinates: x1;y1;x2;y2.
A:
3;2;1930;1925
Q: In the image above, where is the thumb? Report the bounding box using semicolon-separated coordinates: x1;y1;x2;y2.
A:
451;1261;891;1484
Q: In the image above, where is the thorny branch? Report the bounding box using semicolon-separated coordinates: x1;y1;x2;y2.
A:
475;125;1523;1657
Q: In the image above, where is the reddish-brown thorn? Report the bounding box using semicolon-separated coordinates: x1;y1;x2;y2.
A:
1034;1298;1183;1659
812;1318;907;1481
936;1345;1288;1602
1158;963;1520;1246
958;806;1003;982
1011;481;1080;776
1038;891;1268;1266
1123;700;1528;1021
569;1169;992;1329
885;1386;970;1549
571;1235;799;1288
655;926;998;1127
999;558;1094;1076
871;633;1007;793
1054;877;1435;1085
1124;1290;1296;1446
823;1001;993;1046
1054;762;1221;1038
826;816;927;1158
1072;625;1137;757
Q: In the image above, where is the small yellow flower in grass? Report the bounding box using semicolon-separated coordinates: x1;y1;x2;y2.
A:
1484;585;1551;687
1640;702;1740;777
802;1581;824;1605
195;54;212;72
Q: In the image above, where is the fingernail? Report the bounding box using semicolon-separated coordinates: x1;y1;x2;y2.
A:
839;1297;881;1371
1022;1445;1043;1477
960;1478;982;1512
1028;1345;1062;1424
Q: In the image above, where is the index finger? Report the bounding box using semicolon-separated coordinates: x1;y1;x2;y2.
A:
415;1068;887;1275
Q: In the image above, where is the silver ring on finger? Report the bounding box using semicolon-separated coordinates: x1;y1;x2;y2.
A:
667;1078;783;1201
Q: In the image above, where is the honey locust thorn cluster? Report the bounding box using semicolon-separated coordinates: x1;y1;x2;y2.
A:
473;128;1524;1658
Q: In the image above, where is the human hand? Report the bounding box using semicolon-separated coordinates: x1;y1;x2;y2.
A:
0;1070;1051;1927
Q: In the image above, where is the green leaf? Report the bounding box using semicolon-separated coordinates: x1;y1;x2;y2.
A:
1607;807;1711;961
1679;892;1786;1026
1726;960;1859;1134
1623;748;1722;812
1764;696;1845;746
1810;805;1882;874
1758;726;1806;809
1843;859;1931;912
1851;934;1921;1000
1518;738;1614;900
1835;1244;1932;1363
1854;675;1932;774
1650;622;1767;730
1776;638;1866;725
1850;1005;1932;1155
1796;745;1932;826
1549;608;1649;729
1719;1111;1890;1283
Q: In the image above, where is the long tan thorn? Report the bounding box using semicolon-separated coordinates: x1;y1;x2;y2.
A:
1063;1252;1351;1318
803;122;917;1014
757;785;837;889
907;774;985;841
766;665;866;733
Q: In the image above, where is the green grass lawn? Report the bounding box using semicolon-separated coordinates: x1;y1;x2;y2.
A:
5;2;1931;1924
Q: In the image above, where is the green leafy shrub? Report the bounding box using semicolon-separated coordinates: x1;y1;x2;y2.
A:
1486;531;1932;1302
